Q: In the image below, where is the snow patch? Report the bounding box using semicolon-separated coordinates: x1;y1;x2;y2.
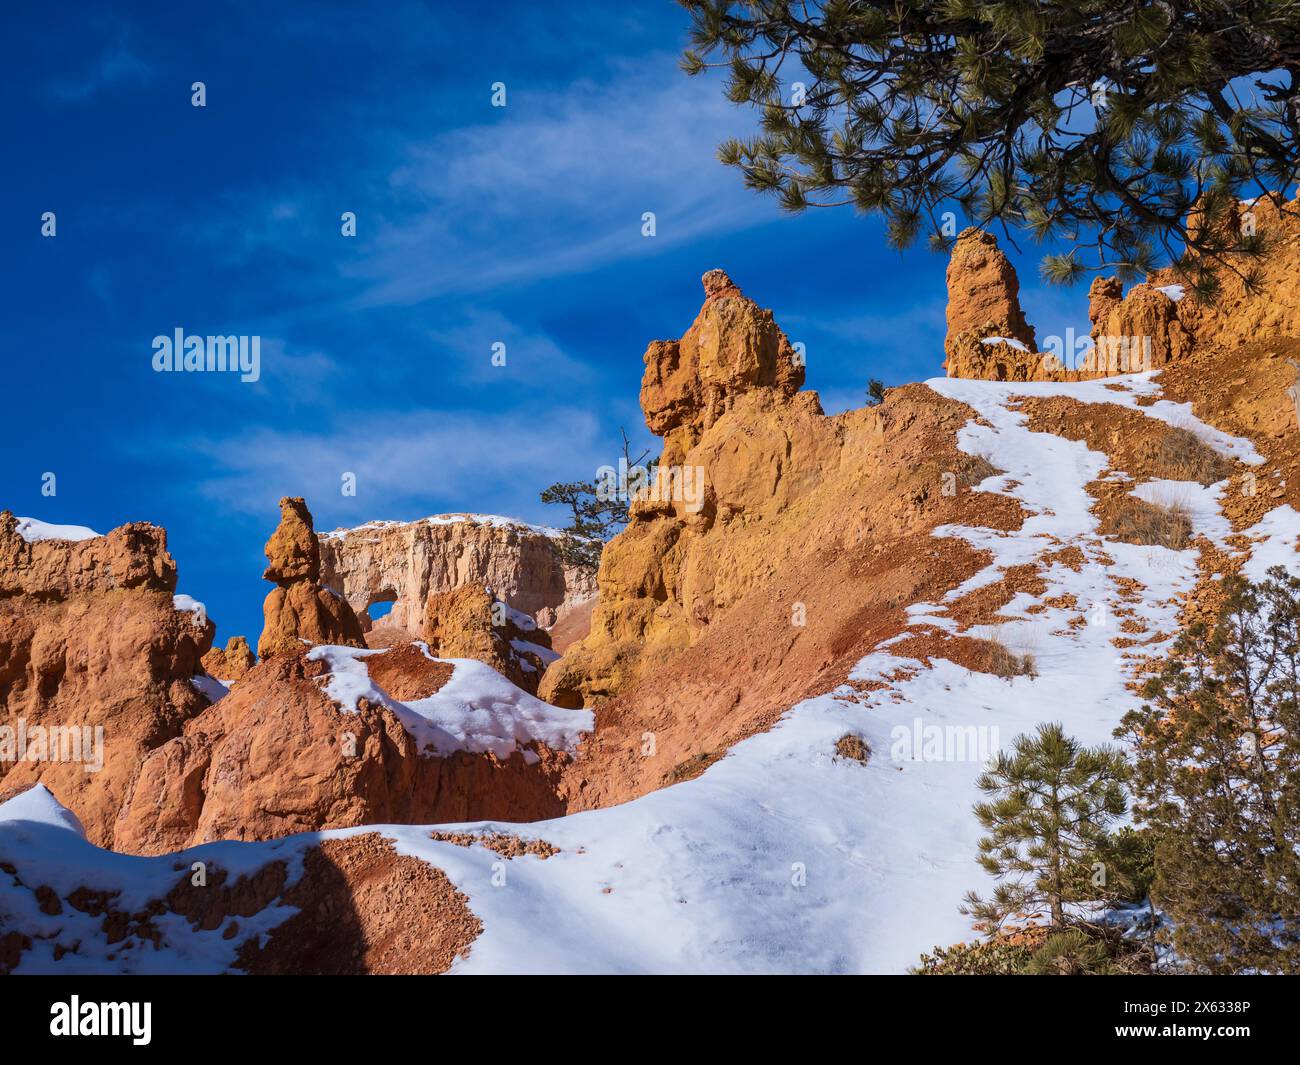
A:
979;336;1029;352
172;594;207;624
323;513;563;541
500;601;538;632
1239;505;1300;583
191;674;229;703
511;638;560;666
306;645;591;758
930;372;1264;465
0;786;313;974
13;517;101;543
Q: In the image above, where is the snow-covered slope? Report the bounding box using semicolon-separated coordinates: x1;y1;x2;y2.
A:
5;372;1298;974
0;786;314;974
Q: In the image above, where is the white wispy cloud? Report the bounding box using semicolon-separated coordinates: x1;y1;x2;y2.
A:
143;51;770;335
344;56;769;307
423;308;596;386
48;39;154;102
173;405;611;523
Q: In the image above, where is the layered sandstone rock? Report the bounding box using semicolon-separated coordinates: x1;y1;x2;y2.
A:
944;330;1064;381
423;584;555;695
0;512;214;847
539;270;818;708
1080;280;1190;373
1145;192;1300;350
257;497;366;659
946;191;1300;382
943;228;1039;377
940;231;1187;381
538;270;1023;785
202;636;255;682
318;514;595;636
1088;275;1123;329
642;268;805;468
115;643;571;854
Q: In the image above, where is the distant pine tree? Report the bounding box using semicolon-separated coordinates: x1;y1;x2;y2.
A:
1119;567;1300;974
540;428;658;571
962;722;1128;931
538;480;622;571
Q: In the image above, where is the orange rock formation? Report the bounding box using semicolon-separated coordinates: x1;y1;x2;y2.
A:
257;497;366;658
422;583;555;695
115;643;571;854
0;512;214;847
201;635;256;682
542;272;1023;813
944;191;1300;382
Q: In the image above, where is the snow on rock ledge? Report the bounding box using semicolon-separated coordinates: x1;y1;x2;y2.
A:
322;513;564;541
307;644;593;760
14;517;102;543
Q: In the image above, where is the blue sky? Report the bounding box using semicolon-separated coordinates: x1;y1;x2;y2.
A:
2;1;1094;645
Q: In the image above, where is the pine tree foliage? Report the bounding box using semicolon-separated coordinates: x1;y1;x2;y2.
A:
913;937;1032;974
538;481;622;571
962;722;1128;931
540;429;659;572
913;924;1150;974
680;1;1300;291
1119;566;1300;974
1019;928;1122;975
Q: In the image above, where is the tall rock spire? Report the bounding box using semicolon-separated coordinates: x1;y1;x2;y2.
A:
257;497;366;658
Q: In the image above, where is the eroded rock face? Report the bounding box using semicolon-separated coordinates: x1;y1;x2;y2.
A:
944;331;1062;381
941;228;1190;381
1146;193;1300;348
943;228;1037;375
539;273;1020;737
0;515;174;597
1081;281;1190;373
641;269;805;468
114;645;570;854
318;515;596;635
1088;275;1123;330
423;584;554;695
540;271;822;708
262;496;318;583
0;512;213;848
945;191;1300;382
257;497;366;659
201;636;255;682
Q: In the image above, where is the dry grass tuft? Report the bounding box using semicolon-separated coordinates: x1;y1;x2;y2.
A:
834;733;871;764
976;633;1038;679
959;452;1003;487
1151;426;1232;486
664;750;722;785
1105;496;1192;550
